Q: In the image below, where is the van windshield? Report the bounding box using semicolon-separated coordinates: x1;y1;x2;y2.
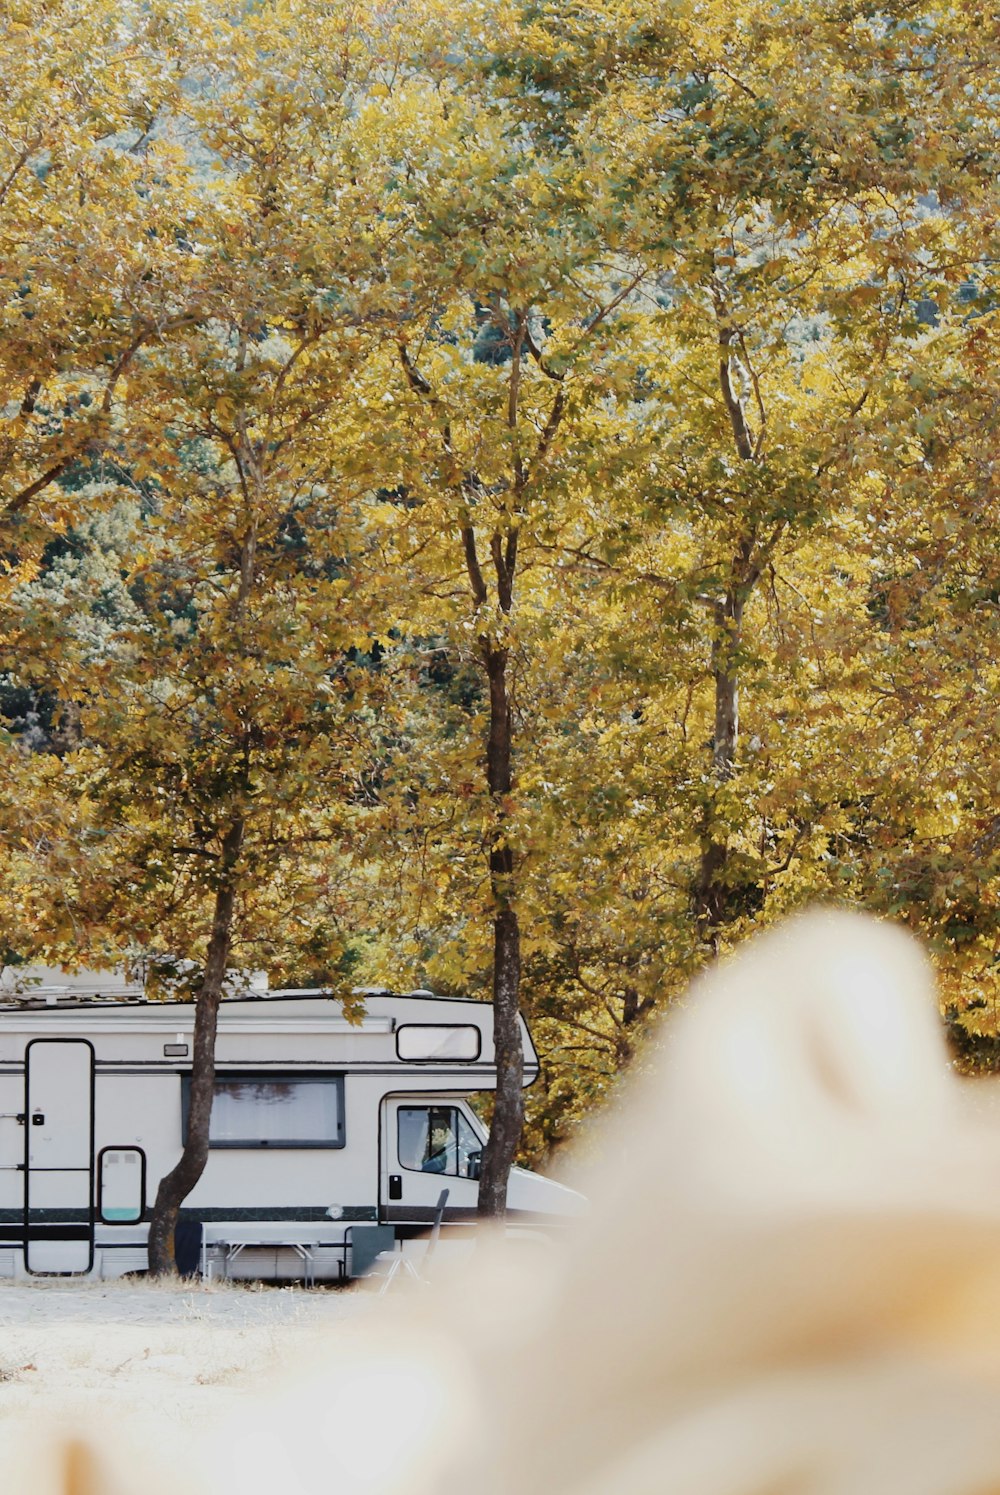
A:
398;1106;482;1179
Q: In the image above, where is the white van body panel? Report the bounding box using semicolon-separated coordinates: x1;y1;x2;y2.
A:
505;1165;588;1217
0;976;582;1280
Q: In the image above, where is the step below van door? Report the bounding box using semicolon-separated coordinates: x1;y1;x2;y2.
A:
378;1095;483;1224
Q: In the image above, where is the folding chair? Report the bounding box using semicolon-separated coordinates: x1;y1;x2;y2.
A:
377;1188;449;1296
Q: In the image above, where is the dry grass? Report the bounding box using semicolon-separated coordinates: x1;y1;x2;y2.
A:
0;1274;369;1444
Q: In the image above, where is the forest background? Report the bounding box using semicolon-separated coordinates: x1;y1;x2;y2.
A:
2;0;999;1210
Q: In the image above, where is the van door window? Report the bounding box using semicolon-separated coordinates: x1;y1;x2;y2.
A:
398;1106;483;1180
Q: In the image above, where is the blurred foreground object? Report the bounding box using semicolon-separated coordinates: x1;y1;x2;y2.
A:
22;910;1000;1495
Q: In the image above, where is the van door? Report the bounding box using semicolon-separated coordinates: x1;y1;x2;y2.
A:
24;1039;95;1274
379;1095;483;1223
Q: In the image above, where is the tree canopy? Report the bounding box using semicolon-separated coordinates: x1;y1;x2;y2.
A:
3;0;1000;1196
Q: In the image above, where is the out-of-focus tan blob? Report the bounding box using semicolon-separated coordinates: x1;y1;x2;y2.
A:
26;910;1000;1495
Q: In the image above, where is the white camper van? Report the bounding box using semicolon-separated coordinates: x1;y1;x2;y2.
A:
0;970;583;1281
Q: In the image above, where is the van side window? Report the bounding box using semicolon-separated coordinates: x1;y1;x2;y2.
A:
397;1106;482;1179
183;1073;345;1148
98;1147;146;1223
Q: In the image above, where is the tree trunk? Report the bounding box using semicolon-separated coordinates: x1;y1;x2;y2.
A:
694;316;762;948
695;594;743;949
615;984;654;1066
147;818;244;1275
477;639;525;1220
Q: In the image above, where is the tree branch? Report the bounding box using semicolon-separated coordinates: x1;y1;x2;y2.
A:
718;327;755;461
462;525;488;607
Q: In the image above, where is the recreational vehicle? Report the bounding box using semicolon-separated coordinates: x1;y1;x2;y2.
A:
0;970;584;1281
